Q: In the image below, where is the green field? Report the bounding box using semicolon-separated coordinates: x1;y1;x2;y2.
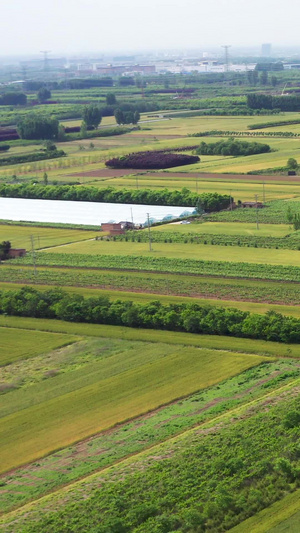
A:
0;327;78;366
0;224;99;250
230;489;300;532
0;334;264;473
41;239;300;267
1;377;299;532
153;221;292;236
0;359;296;515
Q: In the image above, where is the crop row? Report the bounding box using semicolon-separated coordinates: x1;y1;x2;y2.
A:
116;230;300;250
1;266;300;304
9;252;300;282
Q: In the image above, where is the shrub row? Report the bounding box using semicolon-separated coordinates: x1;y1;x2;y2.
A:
195;139;271;156
190;130;300;138
105;151;200;169
0;149;66;167
248;119;300;130
1;286;300;343
116;230;300;250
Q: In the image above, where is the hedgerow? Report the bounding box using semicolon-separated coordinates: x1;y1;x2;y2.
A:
105;151;200;169
1;286;300;343
195;139;271;156
10;252;300;282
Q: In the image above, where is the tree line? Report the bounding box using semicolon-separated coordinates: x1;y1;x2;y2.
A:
0;183;231;210
1;286;300;343
247;94;300;111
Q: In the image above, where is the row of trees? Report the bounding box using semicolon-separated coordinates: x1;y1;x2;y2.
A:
0;184;230;209
247;94;300;111
81;105;141;129
17;115;59;140
196;139;271;157
1;287;300;343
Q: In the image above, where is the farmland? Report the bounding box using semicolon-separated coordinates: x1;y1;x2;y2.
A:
0;224;100;250
1;374;299;532
2;82;300;532
0;330;264;473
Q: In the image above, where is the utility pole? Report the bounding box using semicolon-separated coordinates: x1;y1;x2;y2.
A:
262;182;266;203
130;207;134;225
255;194;259;230
196;178;199;193
147;213;152;252
30;235;37;280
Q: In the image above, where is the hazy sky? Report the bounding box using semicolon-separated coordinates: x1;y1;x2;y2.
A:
2;0;300;56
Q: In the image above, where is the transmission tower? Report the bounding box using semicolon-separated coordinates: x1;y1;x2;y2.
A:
40;50;51;72
222;45;231;73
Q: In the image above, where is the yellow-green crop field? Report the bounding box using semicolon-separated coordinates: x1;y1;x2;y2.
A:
0;224;99;250
43;238;300;267
0;332;265;473
152;221;292;236
0;327;78;366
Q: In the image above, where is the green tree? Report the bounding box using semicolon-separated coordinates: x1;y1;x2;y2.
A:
0;240;11;260
287;157;298;169
37;87;51;103
286;205;294;224
17;115;59;140
82;105;102;129
271;75;278;87
133;111;140;124
106;93;116;105
114;108;124;125
80;121;88;137
43;172;48;185
259;71;268;85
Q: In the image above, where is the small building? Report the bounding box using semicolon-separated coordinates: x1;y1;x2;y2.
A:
101;223;125;235
241;202;264;209
8;248;26;258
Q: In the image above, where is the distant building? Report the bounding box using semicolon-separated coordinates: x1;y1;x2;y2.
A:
7;248;26;258
101;221;135;235
101;223;125;235
261;43;272;57
93;64;155;75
